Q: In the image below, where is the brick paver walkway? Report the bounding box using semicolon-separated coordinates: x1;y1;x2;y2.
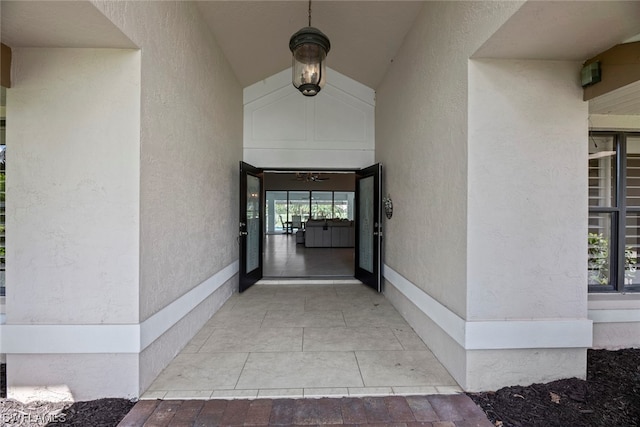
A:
117;394;493;426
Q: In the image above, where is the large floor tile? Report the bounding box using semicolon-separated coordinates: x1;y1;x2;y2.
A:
206;310;267;328
142;280;462;399
262;310;346;327
343;305;408;327
147;353;248;391
304;295;379;311
199;327;303;353
235;352;364;389
303;327;403;351
355;350;458;387
391;326;429;350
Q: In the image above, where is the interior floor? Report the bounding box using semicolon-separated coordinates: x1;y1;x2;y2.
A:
263;233;354;277
142;281;461;400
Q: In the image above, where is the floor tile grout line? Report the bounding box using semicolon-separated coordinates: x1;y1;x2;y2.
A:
232;352;252;391
352;350;367;390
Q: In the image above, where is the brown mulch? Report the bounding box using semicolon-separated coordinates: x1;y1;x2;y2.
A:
0;398;135;426
467;348;640;427
0;348;638;426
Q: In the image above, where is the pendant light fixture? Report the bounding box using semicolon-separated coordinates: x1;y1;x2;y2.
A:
289;0;330;96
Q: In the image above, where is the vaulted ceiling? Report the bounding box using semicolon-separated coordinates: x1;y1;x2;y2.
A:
194;1;423;90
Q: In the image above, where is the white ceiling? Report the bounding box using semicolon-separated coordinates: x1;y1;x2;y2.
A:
1;0;639;115
194;1;424;89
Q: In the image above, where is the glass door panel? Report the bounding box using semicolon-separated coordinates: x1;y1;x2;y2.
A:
355;164;382;291
239;162;263;292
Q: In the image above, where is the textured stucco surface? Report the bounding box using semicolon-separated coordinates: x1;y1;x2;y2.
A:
384;279;466;387
465;348;587;392
376;1;595;391
592;322;640;349
93;1;243;322
8;353;139;400
7;48;140;324
467;59;588;321
139;277;235;395
376;1;522;320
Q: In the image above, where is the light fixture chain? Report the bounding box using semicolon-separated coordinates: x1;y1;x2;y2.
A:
308;0;312;27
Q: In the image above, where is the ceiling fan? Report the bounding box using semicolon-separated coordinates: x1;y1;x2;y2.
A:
293;172;330;182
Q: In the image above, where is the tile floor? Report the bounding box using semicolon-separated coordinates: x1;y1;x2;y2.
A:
142;281;461;400
263;234;354;277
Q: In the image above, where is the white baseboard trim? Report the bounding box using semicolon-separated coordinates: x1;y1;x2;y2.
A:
588;309;640;323
384;264;593;350
0;260;239;354
140;261;238;349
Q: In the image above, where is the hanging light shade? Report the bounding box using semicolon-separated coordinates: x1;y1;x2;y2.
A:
289;1;330;96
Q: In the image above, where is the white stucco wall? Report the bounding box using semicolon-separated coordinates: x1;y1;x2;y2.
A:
466;60;590;389
7;48;140;324
467;59;588;321
93;0;242;322
376;2;522;386
92;0;243;395
377;1;593;391
4;47;141;398
376;1;522;319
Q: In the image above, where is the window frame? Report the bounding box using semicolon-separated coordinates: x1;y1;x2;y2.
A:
589;130;640;293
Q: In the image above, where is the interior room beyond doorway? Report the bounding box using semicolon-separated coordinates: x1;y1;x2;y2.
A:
264;171;356;278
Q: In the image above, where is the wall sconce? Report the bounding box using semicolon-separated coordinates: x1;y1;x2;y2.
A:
383;196;393;219
289;0;330;96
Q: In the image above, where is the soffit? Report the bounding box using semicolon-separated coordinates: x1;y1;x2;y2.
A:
474;1;640;116
0;1;136;49
589;80;640;116
473;1;640;61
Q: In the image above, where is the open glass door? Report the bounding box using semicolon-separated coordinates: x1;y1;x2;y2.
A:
239;161;263;292
355;163;382;292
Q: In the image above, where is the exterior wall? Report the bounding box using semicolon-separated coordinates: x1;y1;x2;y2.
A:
4;1;243;400
378;1;595;391
244;68;375;169
377;1;522;320
4;48;141;398
375;1;524;389
467;58;592;389
93;1;243;396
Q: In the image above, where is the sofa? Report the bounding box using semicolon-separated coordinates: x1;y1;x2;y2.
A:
304;219;354;248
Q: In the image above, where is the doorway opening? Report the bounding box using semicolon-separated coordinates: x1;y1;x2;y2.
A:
240;162;382;293
263;170;356;279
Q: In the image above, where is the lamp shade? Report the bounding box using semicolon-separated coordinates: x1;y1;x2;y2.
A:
289;26;330;96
